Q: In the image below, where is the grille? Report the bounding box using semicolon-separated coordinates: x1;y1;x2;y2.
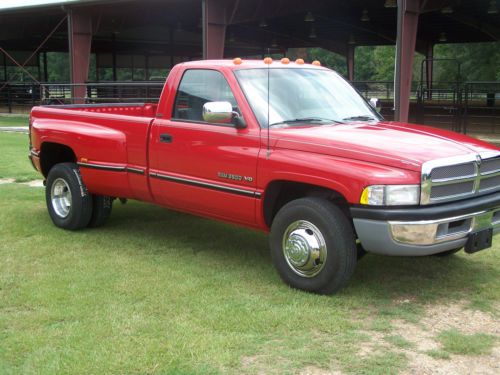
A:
479;174;500;192
424;154;500;204
431;163;475;181
430;181;475;199
480;157;500;175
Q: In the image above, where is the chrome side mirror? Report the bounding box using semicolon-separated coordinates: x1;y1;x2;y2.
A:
369;97;381;112
202;101;234;124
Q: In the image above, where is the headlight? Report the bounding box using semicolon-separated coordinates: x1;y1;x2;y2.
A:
360;185;420;206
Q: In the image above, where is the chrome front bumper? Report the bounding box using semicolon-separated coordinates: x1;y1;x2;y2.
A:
351;193;500;256
389;208;500;246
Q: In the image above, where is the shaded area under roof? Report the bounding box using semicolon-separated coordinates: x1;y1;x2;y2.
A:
0;0;498;61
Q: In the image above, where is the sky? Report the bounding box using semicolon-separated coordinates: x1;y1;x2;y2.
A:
0;0;81;10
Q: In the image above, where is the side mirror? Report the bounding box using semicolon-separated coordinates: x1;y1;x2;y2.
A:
203;101;233;123
369;97;381;112
202;101;247;128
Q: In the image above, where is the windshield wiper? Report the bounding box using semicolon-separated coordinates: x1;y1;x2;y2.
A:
342;115;376;121
269;117;342;127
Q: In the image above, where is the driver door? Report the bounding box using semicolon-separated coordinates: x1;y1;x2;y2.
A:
149;68;261;226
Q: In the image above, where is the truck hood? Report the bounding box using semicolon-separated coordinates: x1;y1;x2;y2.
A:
271;121;500;172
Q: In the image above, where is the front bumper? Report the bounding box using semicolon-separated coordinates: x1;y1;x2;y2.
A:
351;192;500;256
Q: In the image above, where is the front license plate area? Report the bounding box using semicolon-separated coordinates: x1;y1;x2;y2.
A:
465;228;493;254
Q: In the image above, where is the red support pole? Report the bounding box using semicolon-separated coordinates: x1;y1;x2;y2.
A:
202;0;227;59
347;45;355;81
68;8;92;103
425;43;434;99
394;0;420;123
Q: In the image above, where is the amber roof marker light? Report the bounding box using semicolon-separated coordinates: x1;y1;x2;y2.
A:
233;57;243;65
281;57;290;64
312;60;321;66
295;58;305;65
263;57;273;65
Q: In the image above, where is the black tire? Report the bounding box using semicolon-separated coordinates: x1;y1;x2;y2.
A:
357;242;367;260
269;197;357;294
433;247;462;257
88;195;113;228
45;162;93;230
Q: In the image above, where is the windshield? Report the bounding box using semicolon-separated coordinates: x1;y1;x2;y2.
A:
234;68;381;128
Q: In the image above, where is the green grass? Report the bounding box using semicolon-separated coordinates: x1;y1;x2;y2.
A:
384;335;415;350
0;115;29;127
437;329;497;356
0;132;40;182
425;349;451;360
0;131;499;374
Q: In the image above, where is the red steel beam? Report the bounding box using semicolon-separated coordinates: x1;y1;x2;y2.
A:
394;0;420;123
202;0;227;59
68;8;92;103
347;45;355;81
425;43;433;100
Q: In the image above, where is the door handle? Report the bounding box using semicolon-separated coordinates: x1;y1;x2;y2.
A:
159;133;173;143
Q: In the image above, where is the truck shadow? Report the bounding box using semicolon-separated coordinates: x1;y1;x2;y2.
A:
97;202;499;302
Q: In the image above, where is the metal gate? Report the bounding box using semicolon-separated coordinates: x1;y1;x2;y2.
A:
416;58;463;133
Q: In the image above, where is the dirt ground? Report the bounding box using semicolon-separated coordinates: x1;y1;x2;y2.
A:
359;301;499;375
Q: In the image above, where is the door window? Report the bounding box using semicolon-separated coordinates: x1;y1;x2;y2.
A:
172;69;239;123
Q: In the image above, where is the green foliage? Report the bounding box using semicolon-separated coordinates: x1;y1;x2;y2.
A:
306;42;499;83
307;48;347;77
46;52;69;82
434;43;500;82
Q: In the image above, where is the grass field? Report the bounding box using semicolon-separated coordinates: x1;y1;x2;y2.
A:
0;115;29;127
0;132;39;182
0;131;498;374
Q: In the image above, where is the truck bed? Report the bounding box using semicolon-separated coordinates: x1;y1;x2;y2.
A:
42;102;158;118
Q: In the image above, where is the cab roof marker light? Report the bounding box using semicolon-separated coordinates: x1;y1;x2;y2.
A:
263;57;273;65
281;57;290;64
295;58;305;65
233;57;243;65
312;60;321;66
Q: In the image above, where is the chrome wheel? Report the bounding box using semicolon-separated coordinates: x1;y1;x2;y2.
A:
50;178;72;218
282;220;327;278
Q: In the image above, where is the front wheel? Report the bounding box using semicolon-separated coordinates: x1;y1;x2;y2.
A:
270;197;357;294
45;163;93;230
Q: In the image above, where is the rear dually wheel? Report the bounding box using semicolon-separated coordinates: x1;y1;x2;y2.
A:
45;163;93;230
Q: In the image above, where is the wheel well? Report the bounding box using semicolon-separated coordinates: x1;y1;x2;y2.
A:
40;142;76;177
263;181;350;228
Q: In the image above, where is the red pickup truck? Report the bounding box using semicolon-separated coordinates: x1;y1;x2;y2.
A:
29;59;500;294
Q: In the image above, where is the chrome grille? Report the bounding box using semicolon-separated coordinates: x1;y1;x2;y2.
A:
430;181;475;199
421;153;500;205
479;174;500;192
480;157;500;175
431;163;475;181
